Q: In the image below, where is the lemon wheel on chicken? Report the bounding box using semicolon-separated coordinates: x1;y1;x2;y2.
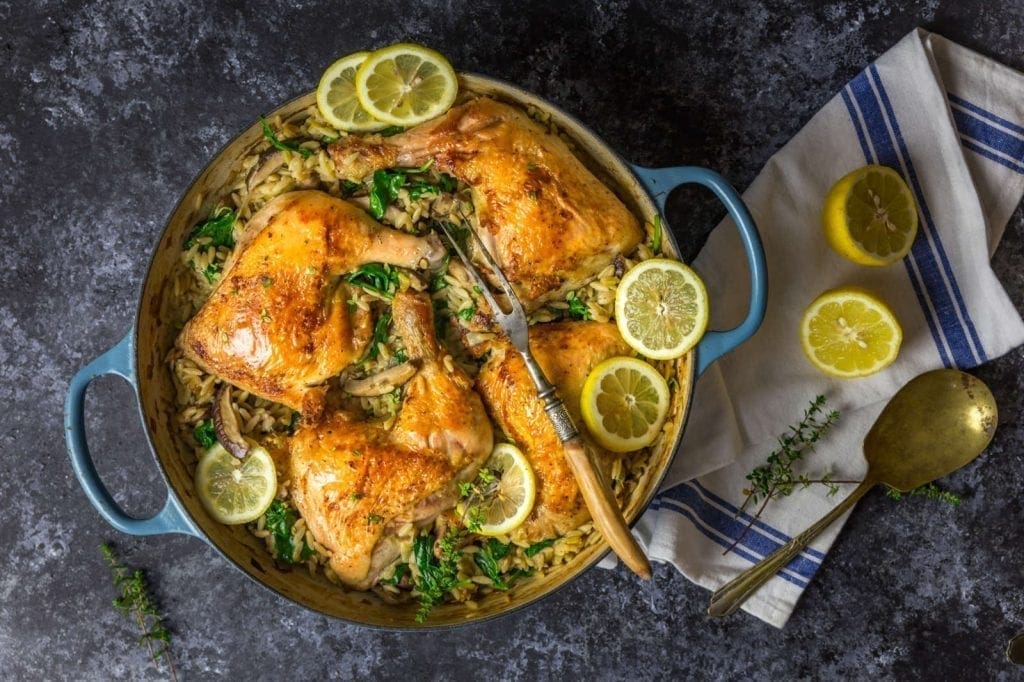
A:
470;443;536;536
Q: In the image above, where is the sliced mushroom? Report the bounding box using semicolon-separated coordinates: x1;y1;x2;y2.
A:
342;362;419;397
213;384;249;459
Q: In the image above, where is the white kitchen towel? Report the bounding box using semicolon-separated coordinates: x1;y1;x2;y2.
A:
634;29;1024;628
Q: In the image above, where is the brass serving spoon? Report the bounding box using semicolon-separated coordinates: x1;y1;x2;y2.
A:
707;369;997;617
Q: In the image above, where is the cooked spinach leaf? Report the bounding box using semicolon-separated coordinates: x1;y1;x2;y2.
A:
380;563;409;587
379;125;405;137
264;500;315;564
201;262;222;284
184;207;236;250
369;170;407;219
407;180;439;201
193;419;217;449
340;179;362;197
259;116;312;159
524;538;557;557
345;262;400;299
364;311;392;362
285;411;300;435
456;304;476;321
413;531;467;622
430;253;451;292
438;173;458;193
566;291;591;320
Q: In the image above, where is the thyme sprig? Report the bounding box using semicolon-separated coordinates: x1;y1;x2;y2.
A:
99;544;177;681
885;482;962;505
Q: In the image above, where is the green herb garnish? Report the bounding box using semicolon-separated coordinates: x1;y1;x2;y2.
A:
259;116;312;159
184;207;236;250
99;544;177;681
264;500;315;564
393;348;408;363
566;291;591;320
193;419;217;449
408;180;439;201
524;538;557;557
438;173;458;193
345;262;400;299
413;531;469;622
456;304;476;321
884;482;961;505
379;125;405;137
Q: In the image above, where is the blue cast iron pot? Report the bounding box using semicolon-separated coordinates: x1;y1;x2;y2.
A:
64;74;767;628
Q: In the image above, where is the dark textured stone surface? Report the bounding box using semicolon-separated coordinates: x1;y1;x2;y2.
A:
2;1;1023;679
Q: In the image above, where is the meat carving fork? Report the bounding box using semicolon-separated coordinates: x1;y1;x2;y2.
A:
436;221;652;579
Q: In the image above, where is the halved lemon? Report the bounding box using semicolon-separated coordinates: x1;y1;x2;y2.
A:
195;443;277;525
823;164;918;266
316;51;389;132
580;356;671;453
354;43;458;127
614;258;709;360
800;287;903;378
470;443;536;536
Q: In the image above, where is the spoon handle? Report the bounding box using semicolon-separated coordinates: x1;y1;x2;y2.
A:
707;478;876;617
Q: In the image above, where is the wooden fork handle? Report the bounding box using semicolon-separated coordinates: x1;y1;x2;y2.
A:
562;436;652;580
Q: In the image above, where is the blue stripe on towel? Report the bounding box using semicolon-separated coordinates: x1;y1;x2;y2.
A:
842;77;953;368
960;137;1024;175
689;480;828;560
656;483;822;580
951;107;1024;163
651;499;809;589
868;65;987;365
948;92;1024;137
846;69;984;368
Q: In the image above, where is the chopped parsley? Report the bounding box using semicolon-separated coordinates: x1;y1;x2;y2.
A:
259;116;312;158
264;500;315;564
566;291;591;320
456;304;476;321
345;263;400;299
184;207;236;250
193;419;217;449
201;262;222;284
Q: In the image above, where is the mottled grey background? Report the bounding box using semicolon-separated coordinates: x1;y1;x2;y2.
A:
2;0;1023;679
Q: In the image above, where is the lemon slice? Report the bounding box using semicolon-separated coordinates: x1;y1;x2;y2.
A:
354;43;458;127
614;258;709;360
823;164;918;266
316;51;389;132
800;287;903;378
580;356;671;453
470;443;536;536
195;443;277;525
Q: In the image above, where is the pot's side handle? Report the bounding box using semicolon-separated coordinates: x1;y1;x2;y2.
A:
631;165;767;376
64;330;200;538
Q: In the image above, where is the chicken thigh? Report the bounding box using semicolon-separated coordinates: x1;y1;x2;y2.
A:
177;190;445;415
289;291;493;589
328;98;643;309
475;321;633;541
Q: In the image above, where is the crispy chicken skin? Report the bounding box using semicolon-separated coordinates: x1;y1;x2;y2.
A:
475;321;633;541
176;190;444;415
329;97;643;308
289;292;493;589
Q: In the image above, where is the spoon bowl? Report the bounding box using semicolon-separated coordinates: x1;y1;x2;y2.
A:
708;369;998;617
864;369;997;490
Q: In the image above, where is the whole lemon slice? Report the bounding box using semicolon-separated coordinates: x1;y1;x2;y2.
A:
195;443;277;525
354;43;458;127
800;287;903;378
823;164;918;266
467;443;536;537
316;51;389;132
580;356;671;453
614;258;709;360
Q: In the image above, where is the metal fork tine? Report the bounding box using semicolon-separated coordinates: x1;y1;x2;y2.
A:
434;221;517;331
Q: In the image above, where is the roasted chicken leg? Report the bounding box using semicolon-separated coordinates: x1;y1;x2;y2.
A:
177;190;445;415
329;98;643;309
475;321;633;541
289;291;494;588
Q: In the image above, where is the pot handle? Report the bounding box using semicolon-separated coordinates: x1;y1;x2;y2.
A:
64;330;200;538
631;165;767;376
